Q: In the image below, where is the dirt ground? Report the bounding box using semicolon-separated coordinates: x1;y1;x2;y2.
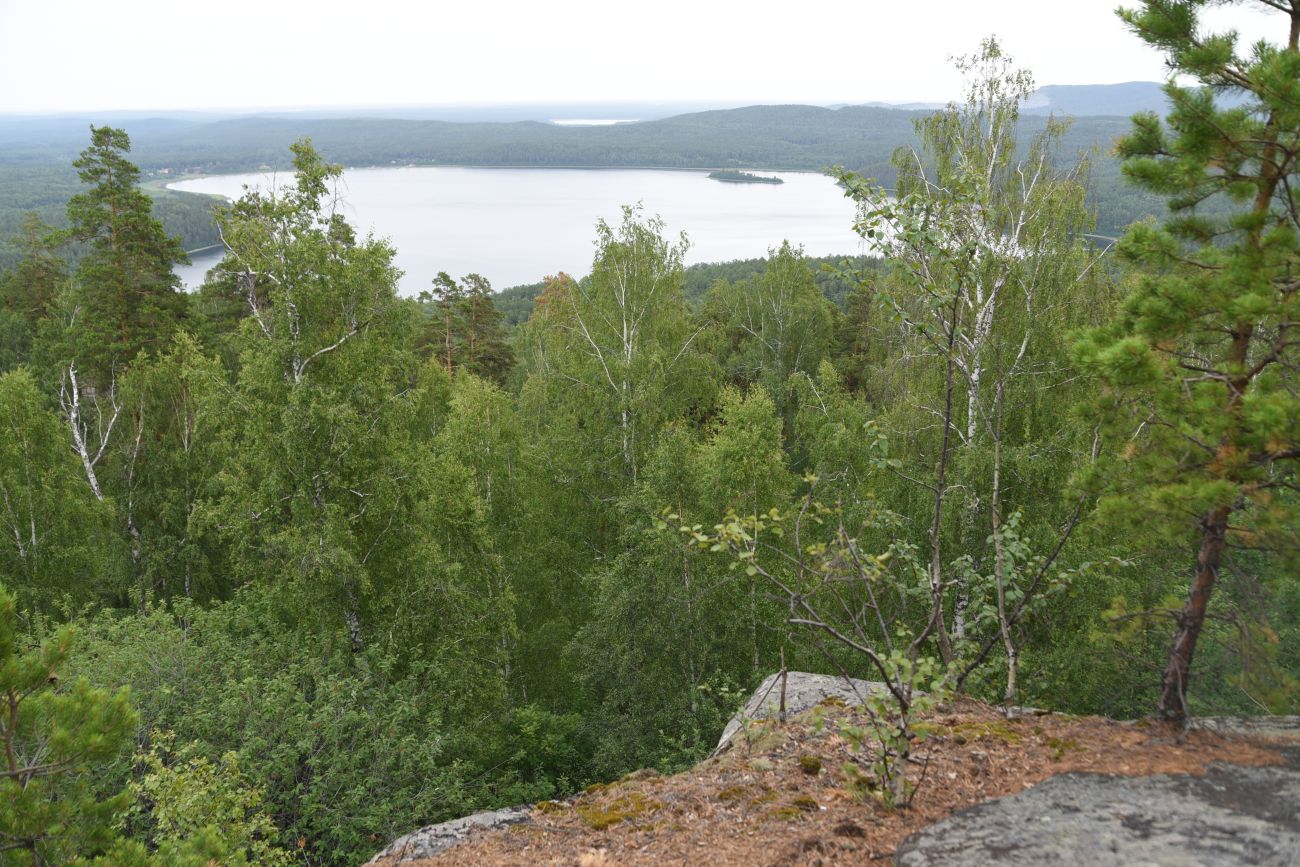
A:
378;699;1290;866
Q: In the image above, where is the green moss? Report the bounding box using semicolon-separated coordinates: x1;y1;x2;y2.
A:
577;792;665;830
717;785;749;802
739;721;784;753
790;794;820;812
1045;736;1081;761
764;806;805;821
584;782;609;795
798;754;822;775
534;800;567;814
948;720;1023;744
749;758;775;772
749;788;779;807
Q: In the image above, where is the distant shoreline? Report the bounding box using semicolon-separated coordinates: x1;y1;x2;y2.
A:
162;163;832;195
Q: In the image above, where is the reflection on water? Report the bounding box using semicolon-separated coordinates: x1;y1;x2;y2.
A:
170;166;864;295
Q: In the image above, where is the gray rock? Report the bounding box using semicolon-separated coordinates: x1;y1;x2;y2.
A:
1190;715;1300;739
364;805;531;864
713;670;891;755
895;745;1300;866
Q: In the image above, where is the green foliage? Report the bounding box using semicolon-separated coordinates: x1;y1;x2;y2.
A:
497;252;878;328
1075;0;1300;719
836;653;952;808
61;596;522;865
522;205;715;488
126;731;292;866
0;163;218;274
208;141;514;690
832;39;1111;702
0;369;122;610
707;170;782;184
574;389;793;775
683;491;952;806
0;26;1295;857
702;242;836;415
60;127;188;386
0;214;64;328
111;335;230;603
0;584;137;865
419;272;515;383
949;510;1090;655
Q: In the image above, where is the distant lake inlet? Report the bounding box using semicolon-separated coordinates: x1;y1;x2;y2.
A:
170;166;865;295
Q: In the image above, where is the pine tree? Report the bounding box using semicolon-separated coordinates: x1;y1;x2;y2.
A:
0;585;138;863
425;271;464;374
1076;0;1299;721
1;213;65;325
64;126;188;386
457;273;515;384
420;272;515;383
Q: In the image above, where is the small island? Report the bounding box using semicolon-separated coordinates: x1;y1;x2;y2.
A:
707;169;783;184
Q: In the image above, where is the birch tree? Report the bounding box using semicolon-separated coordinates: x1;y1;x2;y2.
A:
51;127;188;505
210;141;514;682
111;335;229;603
837;39;1103;678
704;241;836;408
0;370;121;609
525;206;711;488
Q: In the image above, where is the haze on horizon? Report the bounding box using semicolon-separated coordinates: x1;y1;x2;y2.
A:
0;0;1287;115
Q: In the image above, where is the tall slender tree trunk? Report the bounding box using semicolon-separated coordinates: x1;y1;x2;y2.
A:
988;382;1017;704
1158;323;1252;722
444;302;454;373
927;298;961;665
1157;504;1229;721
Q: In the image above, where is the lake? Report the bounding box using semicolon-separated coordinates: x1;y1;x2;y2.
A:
170;166;865;295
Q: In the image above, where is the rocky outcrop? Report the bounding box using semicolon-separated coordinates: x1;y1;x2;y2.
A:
364;805;532;865
1190;715;1300;738
368;671;887;863
895;745;1300;866
713;670;890;754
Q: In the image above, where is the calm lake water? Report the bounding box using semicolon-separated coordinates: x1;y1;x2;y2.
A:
170;166;865;295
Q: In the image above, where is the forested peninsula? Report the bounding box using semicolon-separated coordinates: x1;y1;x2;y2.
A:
0;4;1297;865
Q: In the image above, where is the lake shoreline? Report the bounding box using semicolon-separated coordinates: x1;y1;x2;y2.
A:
163;163;834;196
170;165;862;294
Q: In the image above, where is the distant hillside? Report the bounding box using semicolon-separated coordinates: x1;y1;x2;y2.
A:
1022;81;1170;116
0;91;1190;266
857;81;1173;117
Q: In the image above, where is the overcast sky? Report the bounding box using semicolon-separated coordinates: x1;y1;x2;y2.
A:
0;0;1288;113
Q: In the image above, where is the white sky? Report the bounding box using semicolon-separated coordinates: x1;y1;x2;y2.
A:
0;0;1288;113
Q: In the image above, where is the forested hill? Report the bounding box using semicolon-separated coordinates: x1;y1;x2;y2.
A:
1;104;1134;180
1;102;1153;264
0;105;931;173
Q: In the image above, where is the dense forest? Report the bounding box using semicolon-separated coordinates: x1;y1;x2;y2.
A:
0;3;1297;865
